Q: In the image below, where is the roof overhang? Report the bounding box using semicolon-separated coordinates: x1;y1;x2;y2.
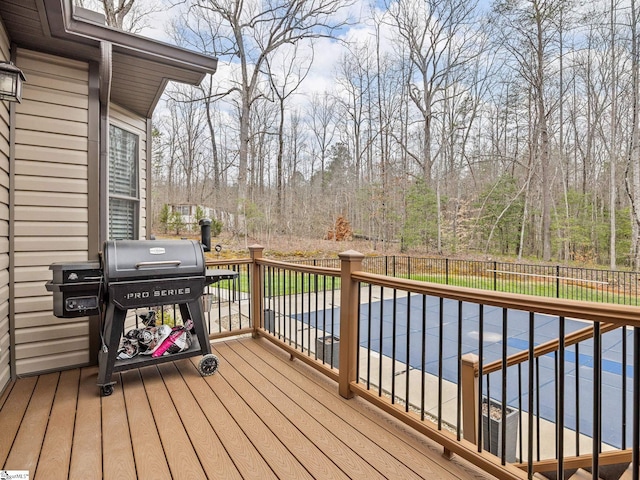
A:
0;0;217;117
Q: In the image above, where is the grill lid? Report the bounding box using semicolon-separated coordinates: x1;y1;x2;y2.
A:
103;240;205;282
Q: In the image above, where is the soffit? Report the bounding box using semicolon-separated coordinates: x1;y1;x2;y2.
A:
0;0;216;117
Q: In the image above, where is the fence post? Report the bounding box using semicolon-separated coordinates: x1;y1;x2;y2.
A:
446;258;449;285
461;353;480;444
556;265;560;298
493;261;497;291
338;249;365;399
249;244;264;338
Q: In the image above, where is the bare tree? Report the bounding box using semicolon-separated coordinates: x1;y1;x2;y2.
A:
192;0;353;236
385;0;480;186
335;44;373;191
306;92;337;193
266;43;312;221
492;0;567;261
164;85;209;203
626;0;640;268
167;6;238;202
610;0;618;269
74;0;162;32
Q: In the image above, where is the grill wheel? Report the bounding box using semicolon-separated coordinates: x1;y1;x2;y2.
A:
100;385;114;396
198;354;219;376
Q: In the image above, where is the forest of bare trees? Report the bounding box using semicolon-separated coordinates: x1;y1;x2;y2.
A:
81;0;640;268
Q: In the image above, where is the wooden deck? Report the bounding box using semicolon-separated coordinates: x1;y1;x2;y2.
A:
0;336;496;479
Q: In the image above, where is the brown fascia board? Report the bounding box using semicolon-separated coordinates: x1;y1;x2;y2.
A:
42;0;217;82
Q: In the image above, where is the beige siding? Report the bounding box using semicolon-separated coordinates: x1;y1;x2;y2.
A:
13;49;91;376
0;20;10;393
110;103;148;239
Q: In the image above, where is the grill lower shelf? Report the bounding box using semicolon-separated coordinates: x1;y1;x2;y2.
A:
97;298;214;396
111;336;205;373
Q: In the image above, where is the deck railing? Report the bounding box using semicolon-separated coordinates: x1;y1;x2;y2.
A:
206;246;640;479
290;256;640;306
203;258;253;338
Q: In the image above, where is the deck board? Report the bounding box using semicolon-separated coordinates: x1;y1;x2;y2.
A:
174;358;279;479
139;364;208;479
101;371;137;479
0;379;14;410
215;343;352;479
68;367;102;479
5;372;58;472
218;340;406;478
0;336;497;479
36;369;79;480
157;361;242;480
0;376;36;466
120;368;172;480
232;339;441;478
240;338;494;480
195;354;315;479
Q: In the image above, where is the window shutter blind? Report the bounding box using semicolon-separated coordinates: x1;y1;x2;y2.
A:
109;125;139;240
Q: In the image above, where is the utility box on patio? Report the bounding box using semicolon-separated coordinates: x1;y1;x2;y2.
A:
482;398;518;463
264;308;275;332
316;335;340;368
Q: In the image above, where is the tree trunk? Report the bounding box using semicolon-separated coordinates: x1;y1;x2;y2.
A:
535;2;552;261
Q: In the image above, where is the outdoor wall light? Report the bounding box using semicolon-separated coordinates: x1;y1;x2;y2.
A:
0;62;26;103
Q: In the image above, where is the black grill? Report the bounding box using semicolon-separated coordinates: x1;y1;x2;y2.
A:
103;239;206;310
47;239;235;396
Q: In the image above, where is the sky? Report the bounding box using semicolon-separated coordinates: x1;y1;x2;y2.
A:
131;0;392;100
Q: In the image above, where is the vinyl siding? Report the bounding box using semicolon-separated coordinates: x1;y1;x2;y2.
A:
0;20;10;393
13;49;91;376
110;103;147;239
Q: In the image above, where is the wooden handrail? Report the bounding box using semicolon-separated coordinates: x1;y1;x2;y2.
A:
350;271;640;326
205;258;252;266
256;257;341;277
482;321;621;375
352;271;639;377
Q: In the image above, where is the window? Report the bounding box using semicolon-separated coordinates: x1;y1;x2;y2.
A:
176;205;191;216
109;125;139;240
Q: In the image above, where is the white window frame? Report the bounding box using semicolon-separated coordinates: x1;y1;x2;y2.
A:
108;123;140;240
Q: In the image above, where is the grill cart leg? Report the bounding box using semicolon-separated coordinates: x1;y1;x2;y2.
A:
179;299;211;356
97;302;127;394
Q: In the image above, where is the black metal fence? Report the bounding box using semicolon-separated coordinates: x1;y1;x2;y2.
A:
290;256;640;305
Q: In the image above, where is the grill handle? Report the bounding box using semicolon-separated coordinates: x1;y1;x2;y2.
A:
135;260;182;268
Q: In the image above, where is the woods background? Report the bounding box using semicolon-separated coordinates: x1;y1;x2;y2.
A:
79;0;640;268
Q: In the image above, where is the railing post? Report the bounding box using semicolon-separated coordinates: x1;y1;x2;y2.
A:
249;244;264;338
461;353;480;444
338;249;364;399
